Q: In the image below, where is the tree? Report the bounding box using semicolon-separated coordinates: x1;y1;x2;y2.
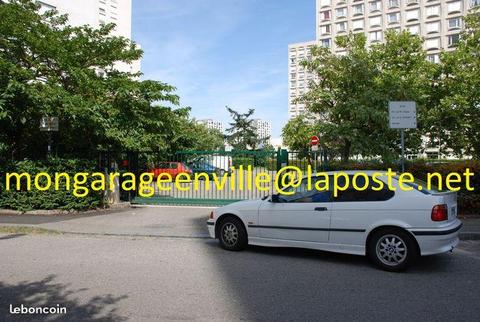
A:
0;0;213;162
282;115;318;158
225;106;259;150
297;31;434;161
433;8;480;158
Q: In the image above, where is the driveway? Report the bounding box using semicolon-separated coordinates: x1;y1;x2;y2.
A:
0;206;212;238
1;233;479;321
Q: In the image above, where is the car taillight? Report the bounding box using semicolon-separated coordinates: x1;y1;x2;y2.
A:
209;211;214;219
431;204;448;221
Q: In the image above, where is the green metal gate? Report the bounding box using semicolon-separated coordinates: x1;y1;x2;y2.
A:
127;148;327;206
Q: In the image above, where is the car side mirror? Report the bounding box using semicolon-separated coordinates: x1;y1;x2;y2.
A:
270;194;280;203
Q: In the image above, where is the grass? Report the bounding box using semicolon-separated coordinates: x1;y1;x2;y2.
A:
0;225;62;235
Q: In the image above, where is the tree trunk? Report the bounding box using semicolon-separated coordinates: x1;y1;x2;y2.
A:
341;140;351;162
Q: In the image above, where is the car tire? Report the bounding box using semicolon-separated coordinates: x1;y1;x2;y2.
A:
368;228;418;272
216;169;226;177
218;216;248;251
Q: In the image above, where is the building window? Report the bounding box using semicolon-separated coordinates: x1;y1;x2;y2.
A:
406;0;419;5
369;1;381;12
426;5;440;18
336;21;347;32
427;54;440;63
387;12;400;24
447;1;462;14
336;7;347;18
370;30;382;42
320;24;331;35
99;8;106;16
353;4;364;15
352;19;364;30
388;0;400;8
321;39;331;48
448;34;460;47
407;25;420;35
321;10;331;21
406;9;419;22
426;21;440;34
319;0;331;7
448;17;461;29
426;38;440;50
472;0;480;7
369;16;381;27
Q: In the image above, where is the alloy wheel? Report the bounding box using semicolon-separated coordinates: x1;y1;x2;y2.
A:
375;234;407;266
221;223;238;247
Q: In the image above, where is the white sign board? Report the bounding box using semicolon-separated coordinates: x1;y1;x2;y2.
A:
389;101;417;129
40;117;59;132
311;145;319;152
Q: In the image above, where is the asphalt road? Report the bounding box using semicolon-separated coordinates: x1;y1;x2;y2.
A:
1;233;479;321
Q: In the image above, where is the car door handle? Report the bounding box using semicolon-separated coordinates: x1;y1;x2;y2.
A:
314;207;328;211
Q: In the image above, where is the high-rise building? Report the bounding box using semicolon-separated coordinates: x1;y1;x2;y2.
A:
288;0;479;118
288;40;316;119
252;119;272;140
197;119;224;133
37;0;140;73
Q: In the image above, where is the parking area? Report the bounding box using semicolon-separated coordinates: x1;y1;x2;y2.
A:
1;207;480;321
1;232;479;321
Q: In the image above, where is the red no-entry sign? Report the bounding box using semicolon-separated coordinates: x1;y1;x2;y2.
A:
310;136;319;146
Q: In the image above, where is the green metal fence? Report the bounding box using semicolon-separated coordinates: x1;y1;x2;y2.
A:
100;149;328;206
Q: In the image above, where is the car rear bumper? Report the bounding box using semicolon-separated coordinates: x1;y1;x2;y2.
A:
207;220;215;238
409;221;462;256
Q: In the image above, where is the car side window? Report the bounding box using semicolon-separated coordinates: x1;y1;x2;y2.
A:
334;175;394;202
280;178;332;203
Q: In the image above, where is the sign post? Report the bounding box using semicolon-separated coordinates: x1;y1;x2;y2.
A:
40;116;59;155
388;101;417;173
310;135;319;170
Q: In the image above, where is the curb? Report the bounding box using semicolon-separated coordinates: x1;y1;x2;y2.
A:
0;203;131;216
459;232;480;241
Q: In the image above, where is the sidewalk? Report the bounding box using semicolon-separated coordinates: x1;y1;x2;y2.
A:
0;206;212;238
459;217;480;240
0;206;479;240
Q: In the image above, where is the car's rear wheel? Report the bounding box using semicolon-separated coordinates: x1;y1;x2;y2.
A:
368;229;418;272
218;216;247;251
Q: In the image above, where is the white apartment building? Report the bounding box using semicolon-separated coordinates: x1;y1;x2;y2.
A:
288;40;316;118
252;119;272;140
37;0;140;73
197;119;224;133
288;0;480;118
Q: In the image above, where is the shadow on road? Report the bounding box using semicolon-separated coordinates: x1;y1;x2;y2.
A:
199;215;478;320
0;275;128;321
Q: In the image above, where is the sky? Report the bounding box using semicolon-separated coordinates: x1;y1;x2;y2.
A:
132;0;315;138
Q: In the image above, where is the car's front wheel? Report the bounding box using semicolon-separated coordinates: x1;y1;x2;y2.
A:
218;216;247;251
368;229;418;272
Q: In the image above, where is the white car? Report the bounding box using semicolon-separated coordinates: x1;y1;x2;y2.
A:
207;171;462;271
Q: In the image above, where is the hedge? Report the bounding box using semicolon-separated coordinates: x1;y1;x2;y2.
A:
0;158;102;212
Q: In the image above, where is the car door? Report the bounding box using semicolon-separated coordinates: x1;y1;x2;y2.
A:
258;178;332;243
330;175;395;246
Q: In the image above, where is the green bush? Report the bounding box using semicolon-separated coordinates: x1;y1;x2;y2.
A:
0;158;102;212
